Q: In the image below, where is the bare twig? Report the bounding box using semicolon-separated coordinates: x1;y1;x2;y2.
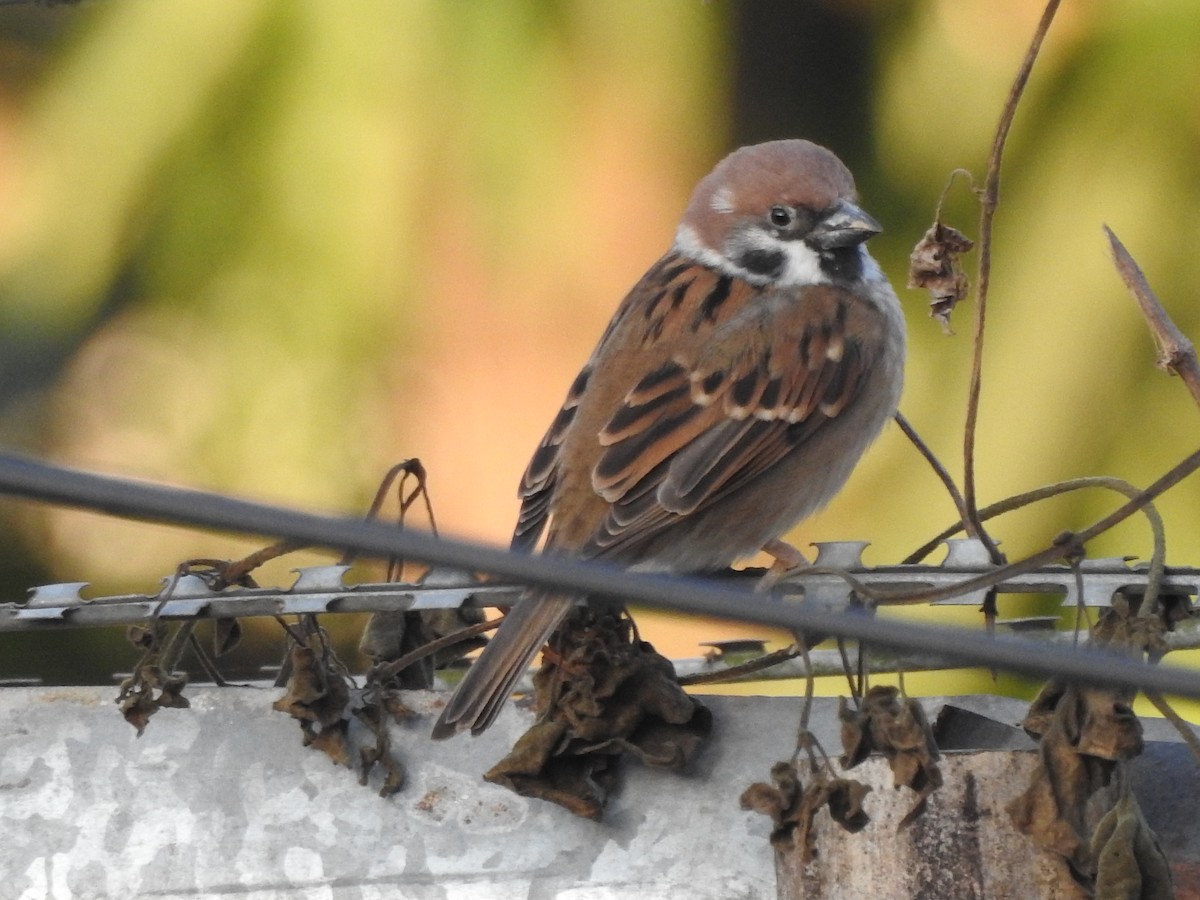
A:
219;460;439;588
904;476;1164;572
962;0;1062;554
838;638;863;706
186;631;230;686
1104;228;1200;746
219;540;302;587
340;458;437;576
901;476;1166;615
678;644;802;686
883;446;1200;605
1143;690;1200;765
373;616;501;682
1105;226;1200;407
893;411;973;536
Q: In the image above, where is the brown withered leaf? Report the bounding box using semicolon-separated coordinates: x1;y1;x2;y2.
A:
908;221;974;333
838;695;872;768
1091;788;1174;899
273;644;353;768
274;643;417;792
1024;678;1143;762
273;645;350;727
838;686;942;829
373;750;407;798
126;622;165;651
305;719;352;766
741;760;807;853
353;686;409;797
741;760;872;860
1009;679;1167;894
486;719;616;819
825;777;872;833
483;608;711;819
116;664;190;736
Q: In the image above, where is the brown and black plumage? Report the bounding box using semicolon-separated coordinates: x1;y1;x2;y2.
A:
433;140;905;738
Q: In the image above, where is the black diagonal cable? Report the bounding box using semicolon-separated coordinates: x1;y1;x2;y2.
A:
0;450;1198;699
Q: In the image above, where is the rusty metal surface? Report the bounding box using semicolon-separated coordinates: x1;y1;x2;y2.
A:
785;742;1200;900
783;751;1087;900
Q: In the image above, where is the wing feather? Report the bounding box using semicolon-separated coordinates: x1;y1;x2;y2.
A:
512;366;591;551
583;285;874;558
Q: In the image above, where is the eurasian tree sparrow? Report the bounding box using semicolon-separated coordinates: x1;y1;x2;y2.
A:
433;139;905;738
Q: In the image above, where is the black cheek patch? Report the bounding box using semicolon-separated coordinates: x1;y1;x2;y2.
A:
736;248;786;278
818;246;864;282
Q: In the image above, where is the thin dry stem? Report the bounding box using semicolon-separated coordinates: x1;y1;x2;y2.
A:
882;445;1200;605
219;540;302;587
1143;690;1200;765
905;476;1162;564
933;168;978;223
677;644;802;686
901;475;1166;614
373;616;501;681
893;411;1000;560
962;0;1062;551
1106;226;1200;408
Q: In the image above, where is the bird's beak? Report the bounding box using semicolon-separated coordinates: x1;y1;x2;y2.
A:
807;200;883;250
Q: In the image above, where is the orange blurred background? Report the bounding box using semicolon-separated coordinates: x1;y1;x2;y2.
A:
0;1;1197;718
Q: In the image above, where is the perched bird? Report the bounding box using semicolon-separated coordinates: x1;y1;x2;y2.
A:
432;139;906;738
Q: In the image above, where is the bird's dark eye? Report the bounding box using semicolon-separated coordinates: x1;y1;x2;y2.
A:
769;206;793;228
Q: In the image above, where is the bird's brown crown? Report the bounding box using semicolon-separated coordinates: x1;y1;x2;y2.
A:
681;140;857;251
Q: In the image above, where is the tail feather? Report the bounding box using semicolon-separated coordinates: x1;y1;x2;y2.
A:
431;592;573;739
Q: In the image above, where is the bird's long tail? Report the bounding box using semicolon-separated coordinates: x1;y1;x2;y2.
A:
430;591;574;739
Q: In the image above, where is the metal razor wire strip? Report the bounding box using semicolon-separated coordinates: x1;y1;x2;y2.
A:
0;451;1199;698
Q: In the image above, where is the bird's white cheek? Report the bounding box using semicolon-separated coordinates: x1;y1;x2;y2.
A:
775;240;828;287
673;223;732;274
726;229;831;288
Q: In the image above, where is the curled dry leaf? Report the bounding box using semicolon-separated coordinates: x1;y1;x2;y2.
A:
273;644;352;767
1091;789;1174;899
908;221;975;333
116;621;190;735
838;686;942;828
825;778;872;833
116;664;190;736
740;760;871;860
274;643;413;796
483;608;711;819
1009;680;1170;895
353;689;408;798
305;721;352;767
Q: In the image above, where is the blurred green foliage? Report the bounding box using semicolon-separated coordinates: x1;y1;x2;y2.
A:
0;1;1197;723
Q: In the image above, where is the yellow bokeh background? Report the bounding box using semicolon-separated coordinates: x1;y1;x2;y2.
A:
0;1;1196;722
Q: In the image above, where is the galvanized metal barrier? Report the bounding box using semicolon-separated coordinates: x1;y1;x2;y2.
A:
2;687;1197;899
